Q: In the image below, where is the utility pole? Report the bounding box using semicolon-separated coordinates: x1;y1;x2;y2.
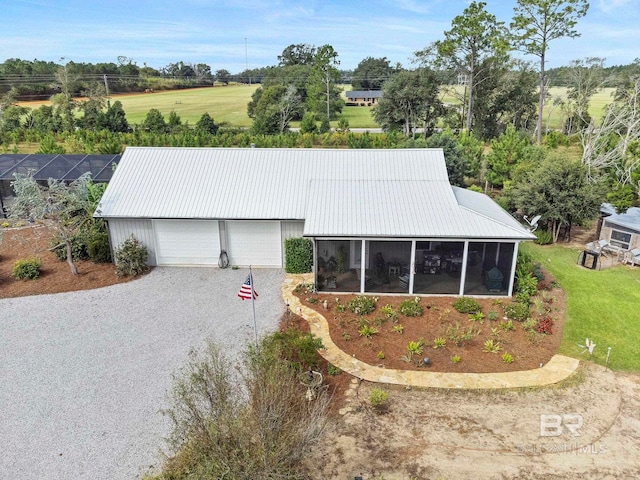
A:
103;74;110;107
245;37;250;85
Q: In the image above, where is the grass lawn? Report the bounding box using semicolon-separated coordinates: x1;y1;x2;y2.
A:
17;84;616;131
523;242;640;371
113;85;260;126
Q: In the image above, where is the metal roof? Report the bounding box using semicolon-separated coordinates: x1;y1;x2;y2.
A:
603;206;640;232
97;147;533;240
0;154;121;182
304;181;534;238
346;90;384;98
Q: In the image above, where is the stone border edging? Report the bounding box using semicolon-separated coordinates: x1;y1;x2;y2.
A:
283;274;579;389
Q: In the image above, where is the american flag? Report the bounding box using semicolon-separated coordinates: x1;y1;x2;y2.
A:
238;274;258;300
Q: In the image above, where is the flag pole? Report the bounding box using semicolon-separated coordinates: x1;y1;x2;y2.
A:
250;265;258;345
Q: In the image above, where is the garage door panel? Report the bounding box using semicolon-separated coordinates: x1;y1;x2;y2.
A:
226;221;281;267
154;220;220;265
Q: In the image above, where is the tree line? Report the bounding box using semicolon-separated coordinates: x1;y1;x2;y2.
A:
1;0;640;240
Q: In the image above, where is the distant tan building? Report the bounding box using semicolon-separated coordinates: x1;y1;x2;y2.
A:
346;90;383;105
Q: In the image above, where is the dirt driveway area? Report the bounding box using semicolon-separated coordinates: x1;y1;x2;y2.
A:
309;363;640;479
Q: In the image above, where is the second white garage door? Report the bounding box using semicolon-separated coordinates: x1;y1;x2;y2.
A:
154;220;220;265
226;221;282;267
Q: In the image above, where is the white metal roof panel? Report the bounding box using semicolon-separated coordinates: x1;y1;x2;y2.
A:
97;147;449;219
97;147;532;240
304;181;534;239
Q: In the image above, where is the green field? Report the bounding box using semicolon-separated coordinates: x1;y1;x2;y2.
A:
523;242;640;371
17;84;616;130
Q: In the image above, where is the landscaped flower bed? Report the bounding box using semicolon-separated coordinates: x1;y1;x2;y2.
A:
293;281;565;373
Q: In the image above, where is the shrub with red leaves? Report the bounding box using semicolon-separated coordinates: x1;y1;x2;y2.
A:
534;317;554;335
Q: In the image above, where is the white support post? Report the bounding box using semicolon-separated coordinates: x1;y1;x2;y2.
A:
409;240;417;294
360;240;366;293
459;241;469;296
507;242;519;297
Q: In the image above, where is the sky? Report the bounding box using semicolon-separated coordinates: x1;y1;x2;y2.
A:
2;0;639;73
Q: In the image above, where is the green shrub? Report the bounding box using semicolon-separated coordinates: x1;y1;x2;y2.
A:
347;295;377;315
13;257;42;280
450;354;461;363
534;229;553;245
452;297;482;314
327;363;341;375
380;304;398;320
263;327;324;370
503;302;530;321
516;272;538;298
369;387;389;411
86;231;112;263
114;235;149;277
502;352;514;363
399;297;423;317
49;235;88;262
284;237;313;273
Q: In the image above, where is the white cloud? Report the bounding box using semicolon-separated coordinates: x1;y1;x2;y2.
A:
597;0;633;13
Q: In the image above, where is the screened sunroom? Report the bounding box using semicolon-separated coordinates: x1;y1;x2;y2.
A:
305;181;534;297
314;238;519;296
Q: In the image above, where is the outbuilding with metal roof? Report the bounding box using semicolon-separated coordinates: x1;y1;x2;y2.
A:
96;147;535;296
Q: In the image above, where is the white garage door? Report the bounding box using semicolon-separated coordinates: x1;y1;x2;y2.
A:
154;220;220;265
226;221;282;267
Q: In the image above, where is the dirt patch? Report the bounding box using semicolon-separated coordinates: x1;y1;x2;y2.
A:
0;225;135;298
294;283;565;374
306;363;640;479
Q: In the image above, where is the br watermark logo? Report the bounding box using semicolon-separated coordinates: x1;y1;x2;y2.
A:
512;413;608;455
540;413;583;437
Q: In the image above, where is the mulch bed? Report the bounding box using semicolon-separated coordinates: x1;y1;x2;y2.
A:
293;280;565;374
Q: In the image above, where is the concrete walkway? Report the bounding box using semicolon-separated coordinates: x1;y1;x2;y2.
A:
282;274;580;389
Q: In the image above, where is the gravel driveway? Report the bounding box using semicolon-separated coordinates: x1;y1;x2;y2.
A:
0;267;286;480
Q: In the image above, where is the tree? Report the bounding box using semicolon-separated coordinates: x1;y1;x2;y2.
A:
10;172;96;274
511;153;604;242
278;43;316;66
53;59;80;131
485;124;545;187
96;100;129;133
215;69;231;85
306;45;343;121
580;76;640;197
510;0;590;144
351;57;394;91
141;108;167;133
562;57;605;133
424;128;479;186
167;111;182;133
195;112;218;135
249;84;302;135
425;1;507;132
373;68;443;137
80;82;107;130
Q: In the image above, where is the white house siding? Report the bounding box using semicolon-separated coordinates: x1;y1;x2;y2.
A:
281;221;304;240
107;219;157;266
226;220;282;267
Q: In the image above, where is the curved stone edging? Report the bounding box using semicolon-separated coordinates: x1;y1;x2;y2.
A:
282;274;580;389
